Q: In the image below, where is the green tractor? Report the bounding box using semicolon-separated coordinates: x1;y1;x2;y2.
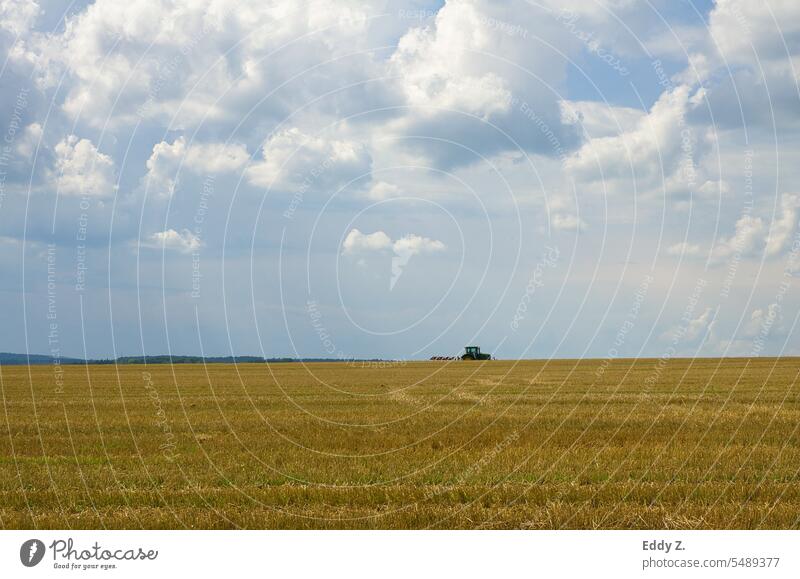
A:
461;346;492;360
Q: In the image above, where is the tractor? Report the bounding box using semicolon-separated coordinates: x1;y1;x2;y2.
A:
461;346;492;360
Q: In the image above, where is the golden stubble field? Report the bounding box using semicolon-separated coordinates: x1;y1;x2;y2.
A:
1;358;799;529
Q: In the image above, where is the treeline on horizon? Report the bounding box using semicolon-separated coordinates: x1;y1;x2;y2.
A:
0;353;396;366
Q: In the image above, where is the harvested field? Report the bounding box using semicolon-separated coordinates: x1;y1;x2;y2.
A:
1;358;799;529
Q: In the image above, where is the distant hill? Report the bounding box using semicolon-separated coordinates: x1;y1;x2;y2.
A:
0;353;392;365
0;352;86;365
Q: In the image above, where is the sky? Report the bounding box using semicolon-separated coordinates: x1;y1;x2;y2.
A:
0;0;798;360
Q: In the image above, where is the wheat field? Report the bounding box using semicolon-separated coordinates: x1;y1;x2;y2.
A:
1;358;799;529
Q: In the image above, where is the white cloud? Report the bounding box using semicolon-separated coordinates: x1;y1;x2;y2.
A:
709;0;800;66
660;306;716;347
667;50;716;85
560;100;645;138
366;181;401;200
341;229;445;257
7;32;61;89
21;0;374;128
187;141;250;174
342;229;392;254
565;85;705;190
390;233;445;289
667;242;702;257
53;135;116;197
670;194;799;263
712;214;766;262
391;233;446;256
390;1;512;118
712;302;787;356
744;303;781;338
552;213;586;232
143;228;202;253
766;194;800;257
686;307;715;342
15;122;42;160
697;179;730;198
247;127;371;192
144;138;185;197
144;137;249;197
342;228;446;257
547;191;586;232
0;0;39;36
13;0;583;171
383;0;585;168
341;229;446;290
674;0;800;131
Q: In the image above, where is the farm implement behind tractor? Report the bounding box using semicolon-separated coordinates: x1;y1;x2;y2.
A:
430;346;492;361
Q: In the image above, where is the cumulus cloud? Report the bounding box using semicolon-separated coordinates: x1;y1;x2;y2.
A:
0;0;39;36
744;303;782;338
342;229;445;256
390;1;512;118
673;0;800;130
391;233;446;256
667;242;702;257
709;301;788;357
765;194;800;257
53;135;116;197
662;306;715;344
187;141;250;174
547;191;586;232
686;307;715;342
551;213;586;232
342;229;446;288
711;214;766;262
144;137;249;197
668;195;799;263
14;122;42;160
247;127;371;193
697;179;731;198
342;229;392;254
142;228;202;253
390;233;446;289
385;0;583;168
709;195;798;262
17;0;375;128
708;0;800;66
566;85;706;191
13;0;583;170
560;100;645;138
143;139;185;197
366;181;401;201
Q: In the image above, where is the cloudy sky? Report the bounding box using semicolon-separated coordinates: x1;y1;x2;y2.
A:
0;0;798;360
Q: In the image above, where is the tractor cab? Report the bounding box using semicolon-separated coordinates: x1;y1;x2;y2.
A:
462;346;491;360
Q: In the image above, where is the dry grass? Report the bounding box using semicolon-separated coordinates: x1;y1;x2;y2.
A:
1;357;799;529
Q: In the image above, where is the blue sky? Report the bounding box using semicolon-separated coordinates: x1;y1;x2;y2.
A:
0;0;798;359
